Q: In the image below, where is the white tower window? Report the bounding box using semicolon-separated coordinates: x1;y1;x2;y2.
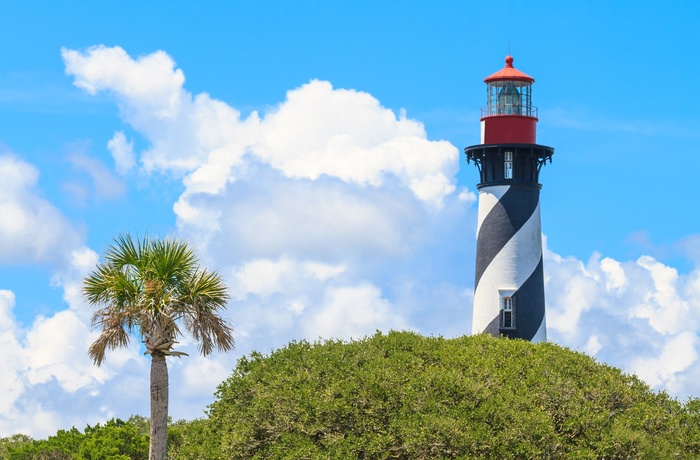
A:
502;296;515;329
504;151;513;179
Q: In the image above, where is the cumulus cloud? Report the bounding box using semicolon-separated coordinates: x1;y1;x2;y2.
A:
53;247;100;315
0;295;108;436
304;283;408;340
62;46;186;120
185;173;429;263
252;80;457;205
0;291;25;413
24;309;107;392
106;131;136;174
62;46;458;209
63;45;251;173
545;244;700;399
231;257;347;300
630;331;698;393
0;154;83;264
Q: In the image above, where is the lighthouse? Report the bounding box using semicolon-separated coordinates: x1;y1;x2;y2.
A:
465;55;553;342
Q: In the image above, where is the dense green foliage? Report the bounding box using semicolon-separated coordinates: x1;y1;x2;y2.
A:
0;416;214;460
2;418;148;460
166;419;222;460
206;332;700;459
5;332;700;459
0;417;217;460
0;435;32;460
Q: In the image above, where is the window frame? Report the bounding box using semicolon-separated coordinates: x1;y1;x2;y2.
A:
504;151;513;179
498;289;517;330
502;296;514;328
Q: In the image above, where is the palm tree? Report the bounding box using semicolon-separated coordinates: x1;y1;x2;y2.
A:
83;234;234;460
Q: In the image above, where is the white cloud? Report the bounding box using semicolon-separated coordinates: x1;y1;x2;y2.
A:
304;261;347;282
630;331;698;393
304;283;408;341
62;47;458;209
231;257;347;300
584;335;602;356
188;175;427;263
62;45;186;120
106;131;136;174
0;291;25;413
0;283;148;438
179;355;230;398
545;243;700;399
0;403;62;441
543;251;601;337
63;45;253;174
0;154;83;264
458;188;477;204
600;257;627;292
632;256;691;335
252;80;457;206
24;310;107;392
232;257;299;299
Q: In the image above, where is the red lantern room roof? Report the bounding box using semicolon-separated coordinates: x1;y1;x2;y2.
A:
484;55;534;83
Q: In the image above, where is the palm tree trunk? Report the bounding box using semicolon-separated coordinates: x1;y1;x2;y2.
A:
149;353;169;460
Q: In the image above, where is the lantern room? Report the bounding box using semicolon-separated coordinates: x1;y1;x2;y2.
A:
480;55;538;144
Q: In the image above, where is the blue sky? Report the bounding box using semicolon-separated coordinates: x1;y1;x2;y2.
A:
1;1;699;437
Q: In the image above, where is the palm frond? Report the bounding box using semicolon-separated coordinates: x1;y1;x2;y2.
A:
105;233;140;268
181;269;230;309
88;311;131;365
154;238;197;284
179;269;233;355
185;308;235;356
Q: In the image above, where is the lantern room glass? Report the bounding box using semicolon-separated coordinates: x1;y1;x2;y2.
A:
485;80;533;117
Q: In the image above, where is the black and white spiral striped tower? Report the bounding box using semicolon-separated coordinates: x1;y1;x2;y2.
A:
465;55;554;342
